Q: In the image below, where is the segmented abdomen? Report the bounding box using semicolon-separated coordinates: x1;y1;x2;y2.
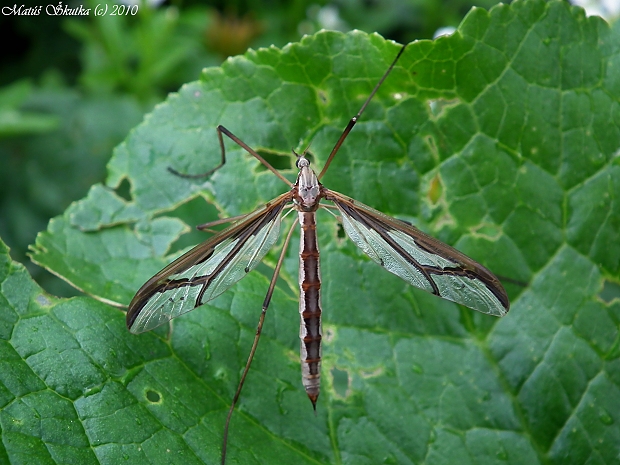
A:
298;211;322;408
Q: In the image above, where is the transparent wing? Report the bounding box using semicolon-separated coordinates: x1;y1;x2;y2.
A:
325;189;509;316
127;193;292;333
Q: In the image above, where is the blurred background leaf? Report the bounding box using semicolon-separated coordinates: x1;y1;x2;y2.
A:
0;80;59;138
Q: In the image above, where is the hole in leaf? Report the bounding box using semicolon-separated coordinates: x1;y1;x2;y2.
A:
155;196;220;255
115;177;133;202
254;149;293;171
336;222;345;239
331;367;349;398
599;280;620;304
146;390;161;403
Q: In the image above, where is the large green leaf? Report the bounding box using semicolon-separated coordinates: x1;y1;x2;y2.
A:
7;1;620;463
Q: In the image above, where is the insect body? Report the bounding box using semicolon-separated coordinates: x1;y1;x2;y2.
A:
127;43;509;464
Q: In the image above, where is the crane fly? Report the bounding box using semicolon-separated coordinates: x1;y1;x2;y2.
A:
127;43;510;464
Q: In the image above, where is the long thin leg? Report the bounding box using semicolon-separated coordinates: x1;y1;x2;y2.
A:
167;125;227;179
317;44;408;180
221;217;299;465
195;213;252;233
170;125;292;187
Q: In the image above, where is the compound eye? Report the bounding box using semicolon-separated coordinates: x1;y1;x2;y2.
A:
296;156;310;168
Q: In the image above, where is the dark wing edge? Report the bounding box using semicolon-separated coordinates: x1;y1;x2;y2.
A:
324;189;509;316
127;193;292;333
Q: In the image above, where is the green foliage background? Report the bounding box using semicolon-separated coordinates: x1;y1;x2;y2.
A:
0;0;508;296
2;0;620;464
